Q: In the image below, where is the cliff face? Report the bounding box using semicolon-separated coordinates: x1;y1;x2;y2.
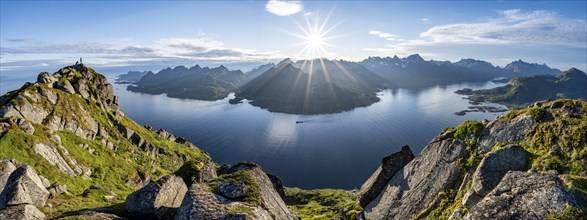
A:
361;99;587;219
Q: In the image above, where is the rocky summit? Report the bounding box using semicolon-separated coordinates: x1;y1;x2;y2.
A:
1;64;586;219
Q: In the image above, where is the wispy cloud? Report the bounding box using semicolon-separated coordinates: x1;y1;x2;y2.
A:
266;0;303;16
421;18;430;23
368;30;402;41
0;37;283;71
364;9;587;68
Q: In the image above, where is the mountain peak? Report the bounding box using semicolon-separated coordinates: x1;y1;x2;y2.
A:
277;58;294;66
405;54;424;62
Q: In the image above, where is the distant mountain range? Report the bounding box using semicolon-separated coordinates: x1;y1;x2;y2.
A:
457;68;587;108
121;55;569;114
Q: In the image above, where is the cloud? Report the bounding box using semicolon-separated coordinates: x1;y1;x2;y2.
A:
266;0;303;16
419;9;586;46
421;18;429;22
304;12;312;16
366;9;587;53
363;9;587;70
0;37;283;71
369;30;399;41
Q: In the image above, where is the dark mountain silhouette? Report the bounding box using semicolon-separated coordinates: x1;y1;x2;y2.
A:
360;54;493;88
128;65;245;100
234;58;386;114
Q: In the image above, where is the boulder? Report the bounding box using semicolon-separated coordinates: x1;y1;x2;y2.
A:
364;133;468;219
125;175;187;219
0;204;46;220
462;144;529;208
218;181;247;199
357;145;414;207
0;159;19;190
116;123;134;139
0;165;50;209
464;171;581;219
54;80;76;94
174;183;273;220
175;163;297;220
36;72;56;84
477;114;534;153
18;121;35;135
59;210;123;220
47;182;68;198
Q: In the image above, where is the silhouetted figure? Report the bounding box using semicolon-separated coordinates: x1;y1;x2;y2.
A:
80;57;83;64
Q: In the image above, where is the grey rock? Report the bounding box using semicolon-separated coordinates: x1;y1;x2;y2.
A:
37;175;50;188
125;175;187;219
0;204;46;220
358;145;414;207
47;182;68;198
218;182;247;199
34;143;76;176
0;159;19;190
51;134;61;144
173;183;273;220
0;165;50;209
59;210;123;220
37;72;56;84
462;144;529;208
364;133;468;220
0;122;11;134
116;123;134;139
18;121;35;135
267;174;285;199
477;114;534;153
54;80;76;94
464;171;581;219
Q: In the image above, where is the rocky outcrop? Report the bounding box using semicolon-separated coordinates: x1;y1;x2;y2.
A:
0;64;120;141
364;133;468;219
267;174;285;199
464;171;581;219
0;165;50;209
58;210;124;220
174;183;274;220
34;143;77;176
125;175;187;219
477;114;534;153
0;204;46;220
462;144;529;208
175;162;298;220
357;145;414;207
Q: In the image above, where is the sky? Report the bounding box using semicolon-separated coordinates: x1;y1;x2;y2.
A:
1;0;586;74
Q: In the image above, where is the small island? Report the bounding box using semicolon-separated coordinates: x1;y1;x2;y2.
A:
455;68;587;109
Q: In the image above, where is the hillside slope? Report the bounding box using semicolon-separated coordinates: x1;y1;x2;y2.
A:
359;99;586;219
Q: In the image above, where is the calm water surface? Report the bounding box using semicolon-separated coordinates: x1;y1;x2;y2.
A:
0;69;506;189
113;81;507;189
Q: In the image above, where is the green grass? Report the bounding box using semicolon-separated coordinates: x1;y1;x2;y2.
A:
284;187;363;220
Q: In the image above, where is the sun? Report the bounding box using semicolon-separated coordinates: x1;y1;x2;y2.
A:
286;12;340;58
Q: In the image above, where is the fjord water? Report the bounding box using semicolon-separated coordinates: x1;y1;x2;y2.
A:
113;81;506;189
